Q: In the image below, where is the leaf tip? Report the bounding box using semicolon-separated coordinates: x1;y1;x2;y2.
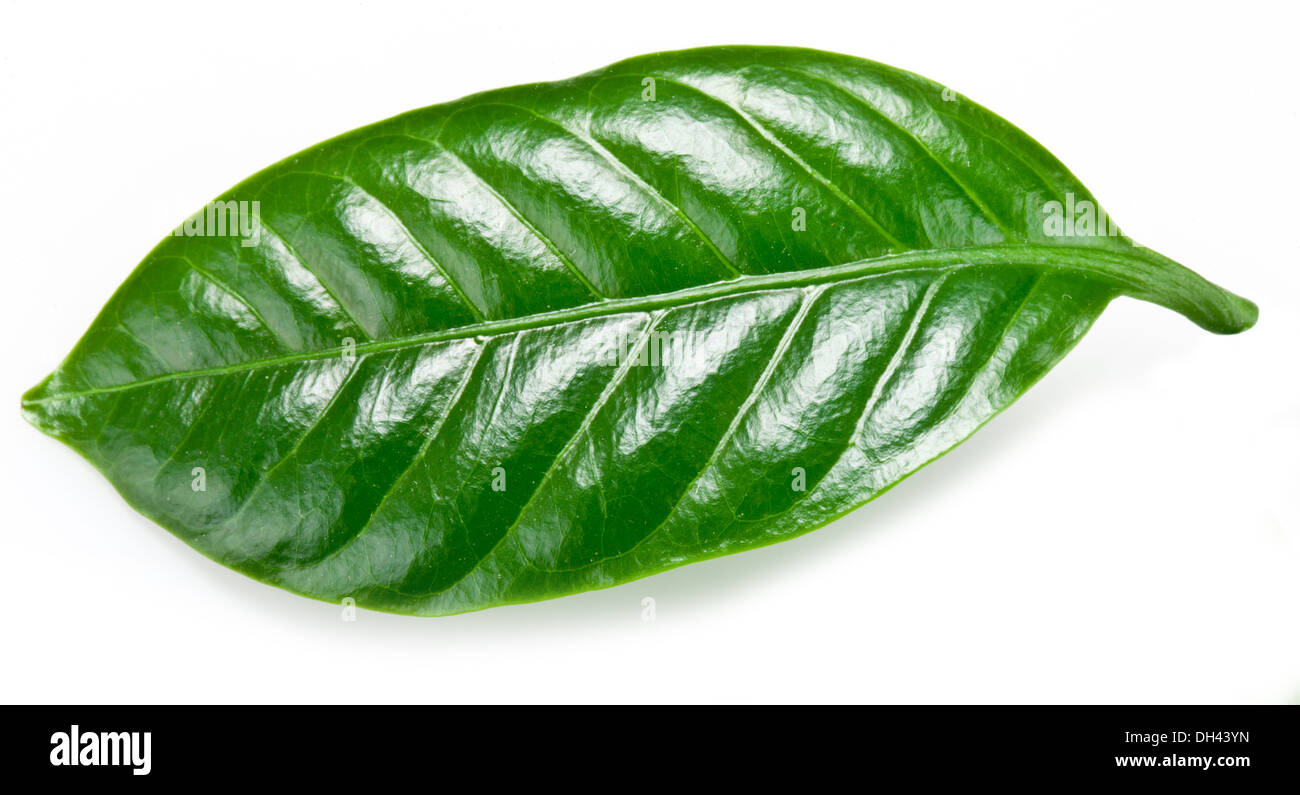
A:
20;374;56;432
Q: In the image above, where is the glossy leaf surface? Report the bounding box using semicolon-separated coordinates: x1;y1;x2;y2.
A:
22;47;1256;615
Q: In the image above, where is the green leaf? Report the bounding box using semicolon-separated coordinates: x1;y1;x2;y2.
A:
22;46;1256;615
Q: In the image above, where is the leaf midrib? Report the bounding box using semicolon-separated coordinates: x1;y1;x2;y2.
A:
21;243;1218;406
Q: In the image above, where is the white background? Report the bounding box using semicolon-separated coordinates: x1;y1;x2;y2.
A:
1;0;1296;704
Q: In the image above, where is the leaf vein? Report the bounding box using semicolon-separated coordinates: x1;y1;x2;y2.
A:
784;66;1018;241
484;101;744;277
400;132;608;300
283;341;489;571
255;215;373;340
613;72;908;252
542;288;820;573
